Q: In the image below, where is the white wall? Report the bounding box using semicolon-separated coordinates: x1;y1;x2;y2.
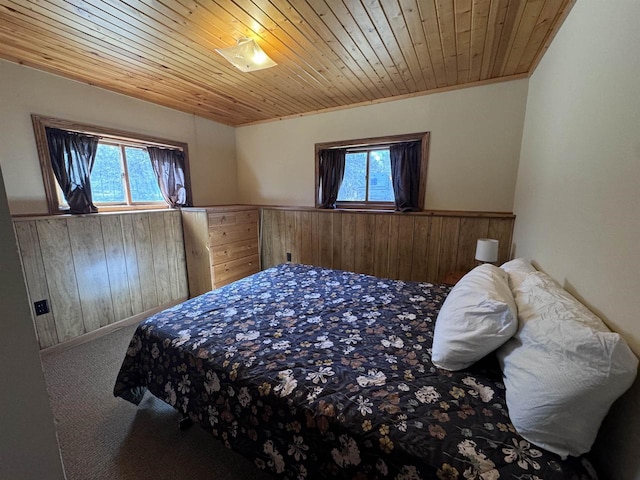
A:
0;165;66;479
0;60;237;214
236;79;528;212
513;1;640;477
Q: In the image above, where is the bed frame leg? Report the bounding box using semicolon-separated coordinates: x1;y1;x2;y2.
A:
179;416;193;430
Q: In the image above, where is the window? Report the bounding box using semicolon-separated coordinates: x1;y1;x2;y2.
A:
315;132;429;210
337;149;395;203
32;115;191;214
55;142;165;208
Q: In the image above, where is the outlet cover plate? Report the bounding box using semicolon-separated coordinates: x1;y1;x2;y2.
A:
34;299;49;316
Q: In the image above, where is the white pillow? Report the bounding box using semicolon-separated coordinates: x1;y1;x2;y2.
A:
500;258;537;290
497;271;638;458
432;264;518;371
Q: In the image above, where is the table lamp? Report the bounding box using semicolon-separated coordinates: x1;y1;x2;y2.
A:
475;238;499;264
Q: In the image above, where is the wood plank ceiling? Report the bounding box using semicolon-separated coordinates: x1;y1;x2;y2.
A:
0;0;574;126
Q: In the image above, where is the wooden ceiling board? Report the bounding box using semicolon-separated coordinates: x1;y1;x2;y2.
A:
280;0;388;98
454;0;473;84
0;0;575;126
287;1;389;98
0;6;262;122
188;0;342;109
435;0;458;85
2;0;287;118
397;0;437;90
468;0;491;82
417;0;448;87
309;0;408;96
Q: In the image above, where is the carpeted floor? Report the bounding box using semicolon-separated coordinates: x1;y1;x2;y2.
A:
40;322;274;480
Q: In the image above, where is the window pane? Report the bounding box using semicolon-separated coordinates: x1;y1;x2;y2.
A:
368;149;394;202
126;147;164;203
91;144;125;203
337;152;367;201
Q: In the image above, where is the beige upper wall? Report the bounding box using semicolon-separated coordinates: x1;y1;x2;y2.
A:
236;79;528;212
513;2;640;477
0;60;237;215
513;0;640;354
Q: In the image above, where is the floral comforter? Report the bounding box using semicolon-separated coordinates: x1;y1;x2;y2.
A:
114;264;595;480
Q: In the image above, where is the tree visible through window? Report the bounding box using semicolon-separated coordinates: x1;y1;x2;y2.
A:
337;149;394;203
315;132;429;211
57;142;166;207
33;115;191;214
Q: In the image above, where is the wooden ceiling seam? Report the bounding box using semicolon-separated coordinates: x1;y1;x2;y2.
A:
272;0;381;99
398;0;437;89
311;0;408;97
292;0;395;98
358;0;427;92
418;0;449;87
376;0;433;91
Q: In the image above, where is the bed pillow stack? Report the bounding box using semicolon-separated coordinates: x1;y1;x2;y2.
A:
432;263;518;371
497;262;638;458
500;257;537;290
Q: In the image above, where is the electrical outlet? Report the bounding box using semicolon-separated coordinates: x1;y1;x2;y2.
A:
34;299;49;316
286;252;292;262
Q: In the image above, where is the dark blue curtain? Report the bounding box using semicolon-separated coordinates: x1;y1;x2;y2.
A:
390;141;421;212
147;146;190;208
45;127;99;214
318;148;346;209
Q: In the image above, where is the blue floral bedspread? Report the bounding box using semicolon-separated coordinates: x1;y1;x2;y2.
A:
114;263;595;479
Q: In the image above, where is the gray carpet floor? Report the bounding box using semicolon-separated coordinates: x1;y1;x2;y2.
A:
40;322;274;480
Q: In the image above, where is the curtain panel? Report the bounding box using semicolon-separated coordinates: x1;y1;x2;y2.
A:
390;141;421;212
147;146;191;208
45;127;100;214
318;148;346;209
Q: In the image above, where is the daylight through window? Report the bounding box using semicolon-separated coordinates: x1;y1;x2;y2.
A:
33;115;191;214
57;142;165;207
315;132;429;211
337;149;394;203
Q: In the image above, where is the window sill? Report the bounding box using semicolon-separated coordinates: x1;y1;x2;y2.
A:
320;203;395;212
13;208;174;221
94;204;169;213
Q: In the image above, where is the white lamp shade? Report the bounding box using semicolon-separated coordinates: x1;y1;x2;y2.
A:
475;238;499;263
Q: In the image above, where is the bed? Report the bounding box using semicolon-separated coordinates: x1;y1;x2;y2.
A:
114;263;595;479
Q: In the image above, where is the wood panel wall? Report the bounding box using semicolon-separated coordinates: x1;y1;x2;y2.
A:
261;208;514;284
13;210;188;349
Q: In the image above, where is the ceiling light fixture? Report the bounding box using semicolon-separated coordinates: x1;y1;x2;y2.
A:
215;38;277;72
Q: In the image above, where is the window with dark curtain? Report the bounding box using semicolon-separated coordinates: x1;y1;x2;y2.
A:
318;148;347;209
146;146;191;208
45;127;99;214
390;141;422;212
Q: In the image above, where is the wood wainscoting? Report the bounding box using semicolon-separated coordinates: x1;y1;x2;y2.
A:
261;208;514;284
13;210;188;349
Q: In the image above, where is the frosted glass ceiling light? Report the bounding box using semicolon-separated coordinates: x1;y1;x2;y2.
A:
216;38;277;72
